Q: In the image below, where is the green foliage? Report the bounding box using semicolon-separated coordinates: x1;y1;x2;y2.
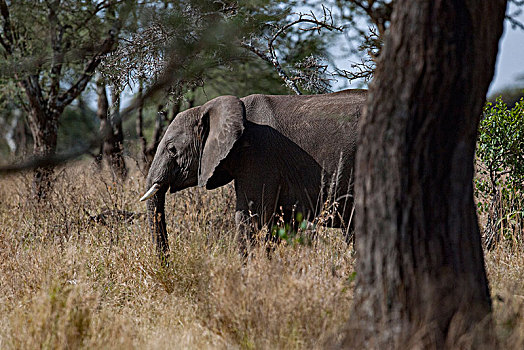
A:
57;103;98;153
0;0;126;169
271;211;314;246
0;93;98;159
0;0;117;81
477;97;524;195
488;87;524;108
476;97;524;246
189;60;291;104
102;0;334;96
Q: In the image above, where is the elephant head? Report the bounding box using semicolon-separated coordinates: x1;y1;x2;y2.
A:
140;96;246;256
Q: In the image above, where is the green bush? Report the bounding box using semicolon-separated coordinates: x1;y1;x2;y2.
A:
476;96;524;249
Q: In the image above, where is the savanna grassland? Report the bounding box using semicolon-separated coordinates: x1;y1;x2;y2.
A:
0;161;522;349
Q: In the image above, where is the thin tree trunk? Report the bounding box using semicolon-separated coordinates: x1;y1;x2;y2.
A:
136;80;148;170
1;113;27;156
94;80;108;169
485;188;501;250
95;80;127;180
12;116;31;157
342;1;507;349
143;104;169;169
108;86;127;180
169;98;181;123
138;89;182;172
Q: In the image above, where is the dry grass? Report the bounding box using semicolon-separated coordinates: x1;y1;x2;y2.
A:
0;161;522;349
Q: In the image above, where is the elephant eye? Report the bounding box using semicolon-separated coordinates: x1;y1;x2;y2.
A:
166;142;177;156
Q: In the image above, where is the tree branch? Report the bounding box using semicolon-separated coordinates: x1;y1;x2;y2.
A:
335;58;375;82
241;6;342;95
350;0;392;36
241;40;302;95
57;30;117;109
18;74;46;119
506;11;524;30
48;1;64;113
73;0;124;34
0;0;13;54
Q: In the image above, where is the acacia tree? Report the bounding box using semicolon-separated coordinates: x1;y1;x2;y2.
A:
340;1;508;348
100;0;338;171
0;0;122;198
94;79;127;179
331;0;521;84
331;0;394;82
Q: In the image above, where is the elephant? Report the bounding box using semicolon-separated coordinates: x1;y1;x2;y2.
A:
140;89;367;257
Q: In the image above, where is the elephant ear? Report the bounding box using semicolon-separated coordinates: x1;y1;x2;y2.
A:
198;96;245;188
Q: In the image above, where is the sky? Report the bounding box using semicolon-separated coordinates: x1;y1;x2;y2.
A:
333;4;524;96
488;6;524;95
118;4;524;107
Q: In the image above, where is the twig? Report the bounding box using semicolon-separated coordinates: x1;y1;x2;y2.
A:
241;6;342;95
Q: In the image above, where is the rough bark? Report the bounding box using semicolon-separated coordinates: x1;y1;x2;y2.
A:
1;1;117;199
108;86;127;179
94;80;109;168
342;1;507;349
96;81;127;180
136;82;148;170
27;107;59;200
20;76;60;199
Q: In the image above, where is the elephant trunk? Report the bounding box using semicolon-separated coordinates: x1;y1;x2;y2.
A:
145;177;169;259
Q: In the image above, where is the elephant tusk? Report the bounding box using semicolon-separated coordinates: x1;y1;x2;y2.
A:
140;183;161;201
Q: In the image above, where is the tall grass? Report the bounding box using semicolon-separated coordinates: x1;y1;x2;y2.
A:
0;161;522;349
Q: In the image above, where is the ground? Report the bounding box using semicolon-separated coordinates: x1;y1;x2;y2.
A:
0;162;522;349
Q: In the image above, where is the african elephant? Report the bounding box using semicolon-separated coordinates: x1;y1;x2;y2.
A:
140;89;366;256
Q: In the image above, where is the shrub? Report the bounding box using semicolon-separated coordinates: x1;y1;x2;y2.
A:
476;96;524;249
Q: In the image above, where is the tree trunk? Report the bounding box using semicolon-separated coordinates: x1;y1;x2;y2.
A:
96;81;127;180
170;98;181;123
18;75;59;200
1;113;30;156
143;104;169;169
342;1;507;349
94;80;108;169
27;108;59;200
108;86;127;179
138;92;182;173
136;81;148;171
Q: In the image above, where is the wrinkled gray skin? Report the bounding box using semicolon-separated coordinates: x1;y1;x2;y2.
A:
144;89;366;256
